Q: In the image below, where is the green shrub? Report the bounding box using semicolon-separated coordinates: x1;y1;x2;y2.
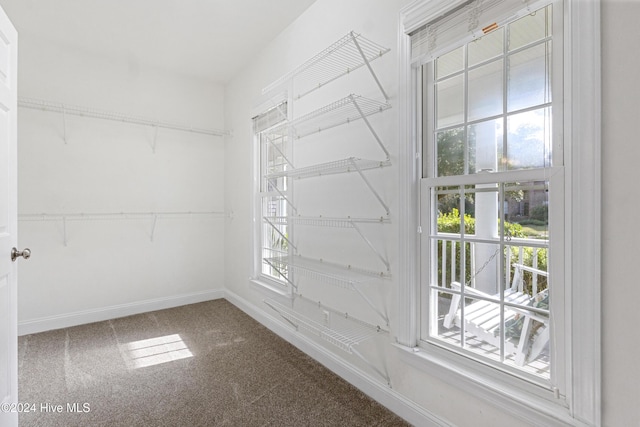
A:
530;205;549;223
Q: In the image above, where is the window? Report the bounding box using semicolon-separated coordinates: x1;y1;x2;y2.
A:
398;0;600;425
252;101;291;291
422;4;558;383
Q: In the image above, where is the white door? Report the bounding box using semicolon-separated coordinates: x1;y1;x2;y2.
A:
0;5;18;427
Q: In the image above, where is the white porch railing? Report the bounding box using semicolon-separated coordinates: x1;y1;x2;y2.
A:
433;234;549;296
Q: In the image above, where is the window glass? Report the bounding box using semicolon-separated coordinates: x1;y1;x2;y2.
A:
468;28;503;66
436;45;464;79
436;127;465;177
506;107;552;170
436;74;464;128
429;181;550;378
468;118;503;174
507;42;552;112
509;7;552;51
468;59;503;121
424;4;555;380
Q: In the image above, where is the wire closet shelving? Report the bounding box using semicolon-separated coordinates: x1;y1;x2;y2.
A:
265;157;390;180
264;295;390;384
262;94;392;215
257;30;393;387
262;31;391;100
18;97;230;138
19;211;226;245
263;254;389;288
263;254;389;325
264;215;390;272
265;94;390;148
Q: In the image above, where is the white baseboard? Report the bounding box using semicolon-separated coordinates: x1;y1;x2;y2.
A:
18;288;225;336
224;289;451;427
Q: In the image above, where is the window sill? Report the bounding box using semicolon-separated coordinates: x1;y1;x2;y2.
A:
393;343;589;427
250;276;291;298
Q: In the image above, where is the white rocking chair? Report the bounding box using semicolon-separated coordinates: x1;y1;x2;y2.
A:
442;263;549;366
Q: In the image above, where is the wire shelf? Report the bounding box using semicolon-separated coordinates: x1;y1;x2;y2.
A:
18;211;226;222
19;97;230;137
265;214;390;275
264;215;388;228
263;255;389;290
265;157;391;180
19;211;226;246
264;297;383;354
262;31;390;99
265;95;390;140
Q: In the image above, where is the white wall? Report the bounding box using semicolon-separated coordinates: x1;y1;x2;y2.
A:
16;33;226;330
601;1;640;426
223;0;525;426
224;0;640;426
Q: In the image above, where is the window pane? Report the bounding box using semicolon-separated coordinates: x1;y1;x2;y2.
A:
509;5;551;51
433;185;475;287
468;119;503;174
261;133;288;192
436;74;464;128
506;107;551;170
502;180;549;375
261;195;288;280
468;28;503;67
436;127;465;176
508;42;551;112
431;289;458;341
471;184;500;295
503;184;550;378
433;239;469;289
468;59;503;121
436;45;464;79
434;185;472;233
503;180;549;237
501;305;550;375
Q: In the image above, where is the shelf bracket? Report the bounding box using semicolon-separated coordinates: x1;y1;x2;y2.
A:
351;283;389;327
349;158;390;216
273;186;298;215
351;345;391;387
350;31;389;101
62;106;68;144
265;134;294;170
264;217;297;252
151;125;159;153
62;216;68;246
264;299;300;330
150;214;158;242
350;222;390;272
263;259;297;290
349;95;390;160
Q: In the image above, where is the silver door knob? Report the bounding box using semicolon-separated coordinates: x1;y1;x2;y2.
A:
11;247;31;262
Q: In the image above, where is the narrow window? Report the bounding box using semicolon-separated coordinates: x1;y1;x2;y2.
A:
253;102;290;288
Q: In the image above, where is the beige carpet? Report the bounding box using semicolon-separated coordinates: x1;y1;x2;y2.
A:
18;299;409;426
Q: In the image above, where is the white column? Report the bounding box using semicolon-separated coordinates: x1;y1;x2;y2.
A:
472;121;499;294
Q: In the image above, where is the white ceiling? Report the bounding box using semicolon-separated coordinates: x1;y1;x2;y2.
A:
0;0;317;83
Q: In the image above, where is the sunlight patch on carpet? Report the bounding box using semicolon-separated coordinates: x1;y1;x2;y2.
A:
120;334;193;369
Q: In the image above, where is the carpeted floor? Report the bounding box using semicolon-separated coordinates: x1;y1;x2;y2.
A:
18;299;410;426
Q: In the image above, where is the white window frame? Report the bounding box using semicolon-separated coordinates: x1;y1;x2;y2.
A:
251;95;294;297
397;1;601;425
